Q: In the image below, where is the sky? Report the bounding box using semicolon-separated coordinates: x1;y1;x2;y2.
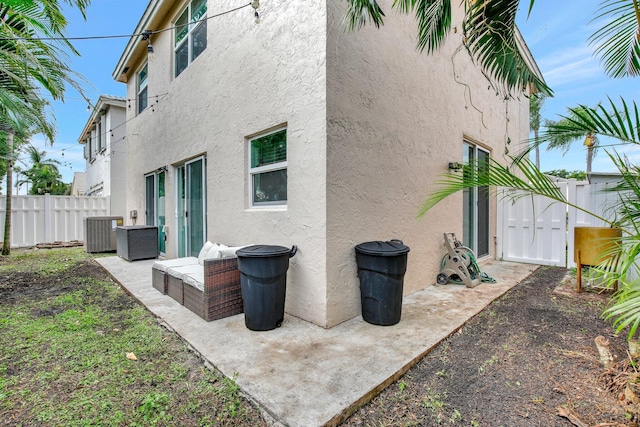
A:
17;0;149;194
18;0;640;193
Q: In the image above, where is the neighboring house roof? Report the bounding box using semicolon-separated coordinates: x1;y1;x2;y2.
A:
77;94;126;144
588;172;623;185
71;172;87;196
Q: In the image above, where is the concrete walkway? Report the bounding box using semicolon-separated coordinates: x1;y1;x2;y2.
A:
96;256;537;427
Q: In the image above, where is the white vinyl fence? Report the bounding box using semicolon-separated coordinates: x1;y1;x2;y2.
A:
0;194;110;248
497;179;622;268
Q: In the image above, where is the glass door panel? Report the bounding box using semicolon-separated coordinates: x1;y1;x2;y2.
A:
145;175;155;226
462;143;490;258
187;158;205;257
462;144;474;249
157;172;166;255
176;157;206;257
477;150;490;257
145;172;166;256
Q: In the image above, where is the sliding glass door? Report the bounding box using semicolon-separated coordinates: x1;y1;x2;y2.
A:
176;157;206;257
145;171;166;255
462;142;490;258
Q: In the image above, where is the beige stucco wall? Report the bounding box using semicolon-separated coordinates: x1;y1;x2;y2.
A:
324;1;529;326
119;0;530;328
122;0;329;326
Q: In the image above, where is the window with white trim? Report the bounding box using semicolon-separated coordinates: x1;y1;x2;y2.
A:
137;64;148;114
97;120;103;152
174;0;207;77
249;128;287;207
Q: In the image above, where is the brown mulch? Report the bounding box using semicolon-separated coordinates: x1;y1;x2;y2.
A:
342;266;635;426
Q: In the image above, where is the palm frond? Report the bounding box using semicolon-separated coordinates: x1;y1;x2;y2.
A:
589;0;640;78
343;0;386;31
393;0;452;53
418;156;612;225
463;0;551;96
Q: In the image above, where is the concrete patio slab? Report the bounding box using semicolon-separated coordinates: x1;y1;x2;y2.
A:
96;256;537;427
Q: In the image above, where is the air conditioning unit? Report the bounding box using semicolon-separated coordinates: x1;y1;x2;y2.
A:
84;216;123;253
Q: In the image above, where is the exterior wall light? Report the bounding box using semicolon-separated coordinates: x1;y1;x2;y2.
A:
448;162;464;171
251;0;260;23
141;30;154;55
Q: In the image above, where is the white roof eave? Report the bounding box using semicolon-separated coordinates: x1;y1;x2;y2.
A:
112;0;163;83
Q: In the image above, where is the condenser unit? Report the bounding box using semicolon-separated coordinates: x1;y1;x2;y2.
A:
84;216;123;253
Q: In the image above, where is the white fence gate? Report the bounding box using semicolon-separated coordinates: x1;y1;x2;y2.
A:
497;180;622;268
0;194;110;248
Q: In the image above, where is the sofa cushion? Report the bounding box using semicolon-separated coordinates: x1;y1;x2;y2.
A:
153;257;198;273
203;243;227;261
182;270;205;292
197;241;215;264
219;245;248;258
167;264;203;281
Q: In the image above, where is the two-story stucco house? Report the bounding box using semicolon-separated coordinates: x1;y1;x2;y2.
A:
112;1;541;328
78;95;128;218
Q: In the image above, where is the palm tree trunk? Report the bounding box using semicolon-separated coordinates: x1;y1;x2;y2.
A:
2;132;13;255
586;145;594;176
534;129;540;169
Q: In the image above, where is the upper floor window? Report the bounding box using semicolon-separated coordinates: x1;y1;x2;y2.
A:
97;120;103;151
137;64;148;114
249;128;287;207
175;0;207;77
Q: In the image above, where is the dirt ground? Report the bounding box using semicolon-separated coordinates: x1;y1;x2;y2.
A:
2;252;636;426
343;266;635;426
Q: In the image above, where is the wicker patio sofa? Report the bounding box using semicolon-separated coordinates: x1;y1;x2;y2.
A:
152;240;222;297
152;242;246;321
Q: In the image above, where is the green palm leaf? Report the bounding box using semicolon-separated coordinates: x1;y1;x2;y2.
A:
343;0;551;96
463;0;550;96
589;0;640;78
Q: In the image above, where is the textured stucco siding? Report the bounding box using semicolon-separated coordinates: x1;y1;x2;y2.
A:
84;106;127;219
123;1;328;325
325;1;529;326
108;107;127;219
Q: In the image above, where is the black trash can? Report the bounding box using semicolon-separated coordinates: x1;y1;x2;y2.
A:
355;240;410;326
236;245;297;331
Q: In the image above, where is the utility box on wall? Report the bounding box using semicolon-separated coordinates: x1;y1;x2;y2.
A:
84;216;124;253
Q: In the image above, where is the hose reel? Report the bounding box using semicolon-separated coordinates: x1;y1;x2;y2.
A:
437;233;495;288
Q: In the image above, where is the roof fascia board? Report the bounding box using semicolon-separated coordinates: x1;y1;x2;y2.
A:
77;96;127;143
112;0;163;82
514;26;546;91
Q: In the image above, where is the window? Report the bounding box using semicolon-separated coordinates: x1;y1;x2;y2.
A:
249;128;287;207
97;120;103;152
137;64;148;114
174;0;207;77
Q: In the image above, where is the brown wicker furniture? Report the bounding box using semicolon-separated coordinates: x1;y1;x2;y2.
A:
152;242;245;321
116;226;158;261
152;256;198;294
167;273;184;304
182;257;243;321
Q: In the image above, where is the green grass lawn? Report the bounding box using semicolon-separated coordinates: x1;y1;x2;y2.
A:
0;248;264;426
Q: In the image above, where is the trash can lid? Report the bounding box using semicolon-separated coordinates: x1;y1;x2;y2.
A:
355;240;410;256
236;245;292;258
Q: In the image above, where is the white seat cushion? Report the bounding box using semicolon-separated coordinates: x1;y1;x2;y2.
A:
167;264;203;281
153;257;198;272
203;243;225;261
219;245;249;258
197;241;215;264
182;270;205;292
